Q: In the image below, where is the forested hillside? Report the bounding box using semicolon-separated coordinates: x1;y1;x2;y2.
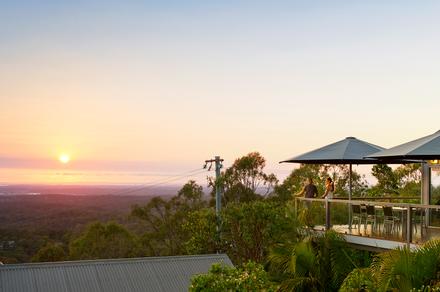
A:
0;194;157;263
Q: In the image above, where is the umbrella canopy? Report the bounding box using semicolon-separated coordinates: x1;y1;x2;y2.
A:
280;137;385;164
281;136;388;231
367;130;440;160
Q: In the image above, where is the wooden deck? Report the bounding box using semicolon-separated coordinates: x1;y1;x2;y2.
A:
296;197;440;250
312;223;440;249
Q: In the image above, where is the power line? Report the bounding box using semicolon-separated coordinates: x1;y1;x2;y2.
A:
113;168;205;195
113;168;207;196
10;168;211;226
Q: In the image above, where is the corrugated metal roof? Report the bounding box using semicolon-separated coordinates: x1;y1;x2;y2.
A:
0;254;233;292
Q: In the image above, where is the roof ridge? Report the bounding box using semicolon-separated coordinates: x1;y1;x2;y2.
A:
0;254;230;269
407;132;440;154
341;138;352;158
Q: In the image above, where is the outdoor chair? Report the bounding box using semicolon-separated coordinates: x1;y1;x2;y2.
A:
351;204;363;231
412;208;427;234
365;205;378;233
360;204;368;224
383;206;401;235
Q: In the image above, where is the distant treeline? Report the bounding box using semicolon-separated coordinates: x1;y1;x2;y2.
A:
0;194;155;263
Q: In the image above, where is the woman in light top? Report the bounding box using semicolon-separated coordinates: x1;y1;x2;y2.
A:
321;177;334;199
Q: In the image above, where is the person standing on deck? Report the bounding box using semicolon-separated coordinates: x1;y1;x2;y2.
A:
296;177;318;199
321;177;334;199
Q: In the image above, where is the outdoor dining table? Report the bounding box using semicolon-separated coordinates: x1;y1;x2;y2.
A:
371;205;408;239
353;204;409;238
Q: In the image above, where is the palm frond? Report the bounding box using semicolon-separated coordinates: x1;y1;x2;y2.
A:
278;276;319;292
413;239;440;287
372;247;415;291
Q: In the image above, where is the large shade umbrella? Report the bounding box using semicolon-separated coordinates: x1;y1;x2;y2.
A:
367;130;440;160
367;130;440;209
280;137;385;200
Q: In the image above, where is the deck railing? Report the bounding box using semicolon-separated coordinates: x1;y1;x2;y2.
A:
295;197;440;247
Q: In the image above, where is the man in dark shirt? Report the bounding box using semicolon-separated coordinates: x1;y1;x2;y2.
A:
296;178;318;198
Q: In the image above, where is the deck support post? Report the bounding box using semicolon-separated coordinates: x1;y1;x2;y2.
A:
406;205;412;248
422;163;431;227
325;199;331;231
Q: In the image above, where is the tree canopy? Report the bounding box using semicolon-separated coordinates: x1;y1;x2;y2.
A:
32;242;66;263
211;152;278;204
131;180;207;256
69;222;140;260
190;262;277;292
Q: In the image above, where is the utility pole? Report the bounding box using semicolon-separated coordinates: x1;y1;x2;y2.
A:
204;156;224;235
204;156;224;216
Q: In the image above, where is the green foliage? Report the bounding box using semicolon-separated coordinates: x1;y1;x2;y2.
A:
322;164;368;197
296;201;326;227
69;222;140;260
189;262;277;292
0;194;153;263
221;200;297;265
372;248;421;291
132;196;186;255
131;180;206;256
396;164;422;185
176;180;206;210
184;208;219;255
368;163;421;197
339;268;378;291
360;239;440;292
370;164;400;195
411;286;440;292
432;185;440;204
268;230;357;292
185;200;301;265
32;242;66;262
211;152;278;205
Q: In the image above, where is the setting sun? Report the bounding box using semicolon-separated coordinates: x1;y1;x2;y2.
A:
59;154;70;164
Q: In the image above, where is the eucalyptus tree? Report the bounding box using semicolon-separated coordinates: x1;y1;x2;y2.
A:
185;200;300;265
210;152;278;205
131;180;207;256
69;222;140;260
32;242;66;262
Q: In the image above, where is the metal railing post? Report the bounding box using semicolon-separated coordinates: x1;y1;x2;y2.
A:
406;205;412;248
293;197;440;249
348;203;352;230
325;199;331;231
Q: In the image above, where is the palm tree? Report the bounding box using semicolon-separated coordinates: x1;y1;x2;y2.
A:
370;239;440;292
268;230;355;291
340;239;440;291
339;268;377;291
371;247;416;291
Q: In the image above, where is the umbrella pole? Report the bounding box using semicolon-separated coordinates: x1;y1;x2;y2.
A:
348;164;352;230
349;164;352;200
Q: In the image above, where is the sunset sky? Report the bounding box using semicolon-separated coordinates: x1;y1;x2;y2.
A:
1;1;440;185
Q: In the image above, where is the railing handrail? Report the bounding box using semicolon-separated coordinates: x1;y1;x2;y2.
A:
295;197;440;210
335;196;420;200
